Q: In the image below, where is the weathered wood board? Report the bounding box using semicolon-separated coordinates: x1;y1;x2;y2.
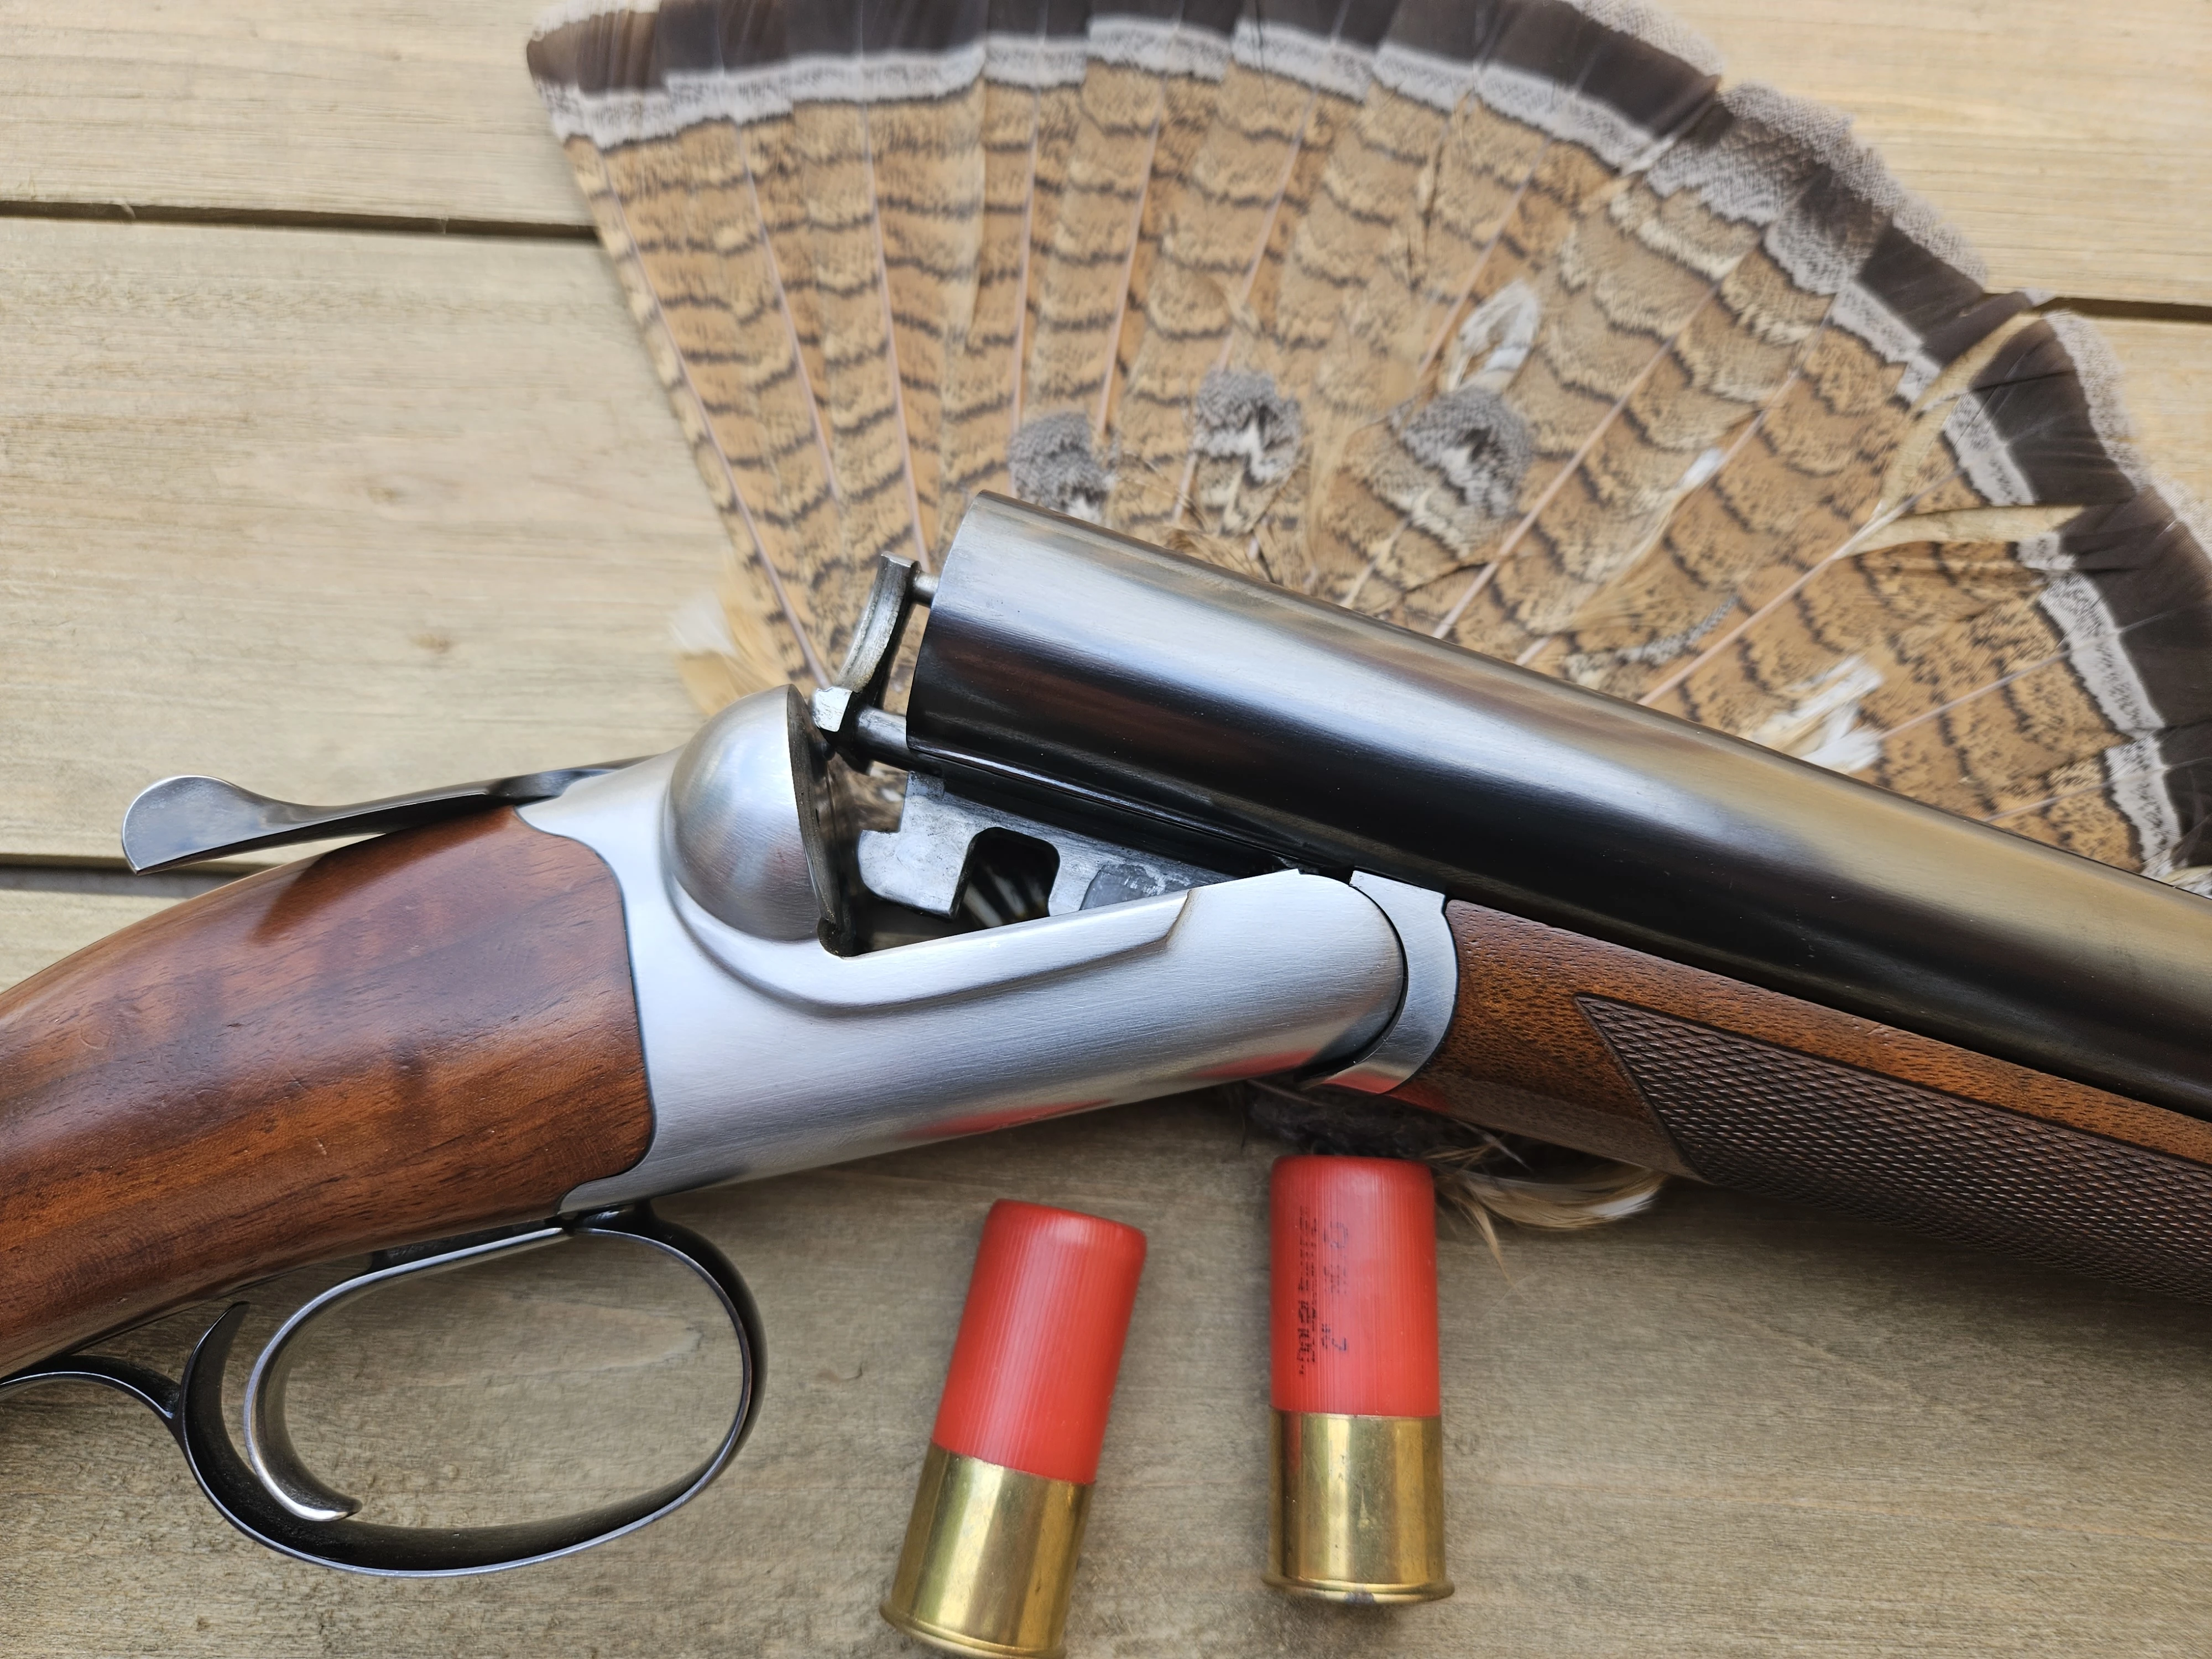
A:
0;0;586;228
2099;320;2212;497
2;1;2206;303
0;218;723;865
3;1097;2210;1658
0;890;173;991
1669;0;2212;305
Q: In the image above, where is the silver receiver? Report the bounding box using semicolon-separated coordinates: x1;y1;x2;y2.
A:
523;688;1449;1209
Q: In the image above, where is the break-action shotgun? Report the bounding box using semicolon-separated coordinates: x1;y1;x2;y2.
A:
6;493;2211;1572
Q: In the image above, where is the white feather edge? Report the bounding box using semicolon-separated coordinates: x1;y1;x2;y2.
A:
529;0;1976;340
2042;310;2212;592
984;32;1091;90
531;0;656;42
1363;45;1982;318
2100;735;2194;883
1371;44;1696;171
1081;13;1230;80
2046;313;2212;875
540;41;991;143
540;11;1251;147
1229;14;1376;101
1948;309;2212;877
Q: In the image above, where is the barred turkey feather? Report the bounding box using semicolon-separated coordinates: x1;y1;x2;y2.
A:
932;0;1084;545
529;0;2212;966
1019;0;1242;497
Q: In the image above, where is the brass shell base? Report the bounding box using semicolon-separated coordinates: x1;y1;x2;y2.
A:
1266;1411;1453;1604
881;1445;1093;1659
878;1609;1061;1659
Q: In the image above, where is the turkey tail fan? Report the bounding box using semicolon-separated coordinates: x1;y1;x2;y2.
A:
1294;0;1723;615
529;0;2212;904
933;0;1092;552
1642;312;2212;892
530;0;834;699
1010;0;1242;520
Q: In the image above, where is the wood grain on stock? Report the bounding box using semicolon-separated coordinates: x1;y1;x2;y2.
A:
0;810;651;1376
1397;900;2212;1299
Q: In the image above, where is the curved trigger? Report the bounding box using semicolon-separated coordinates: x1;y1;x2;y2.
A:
0;1204;764;1577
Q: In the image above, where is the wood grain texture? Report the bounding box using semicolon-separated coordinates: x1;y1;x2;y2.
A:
0;889;174;992
0;810;651;1375
0;217;722;866
5;1095;2212;1657
3;2;2211;1650
2101;318;2212;499
0;0;585;226
1399;901;2212;1303
3;1;2206;307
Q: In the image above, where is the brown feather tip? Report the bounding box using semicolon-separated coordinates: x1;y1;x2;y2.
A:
1244;1081;1665;1270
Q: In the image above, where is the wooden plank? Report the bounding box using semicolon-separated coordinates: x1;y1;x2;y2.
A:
2101;319;2212;504
3;1095;2208;1655
1670;0;2212;306
0;0;586;228
0;2;2205;305
0;890;173;991
0;217;726;864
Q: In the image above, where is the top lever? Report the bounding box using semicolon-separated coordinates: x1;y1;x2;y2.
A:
121;763;638;873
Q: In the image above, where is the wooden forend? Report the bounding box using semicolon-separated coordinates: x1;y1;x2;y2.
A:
1396;900;2212;1301
0;810;651;1375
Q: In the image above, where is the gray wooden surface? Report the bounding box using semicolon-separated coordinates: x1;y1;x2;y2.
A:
4;2;2212;1654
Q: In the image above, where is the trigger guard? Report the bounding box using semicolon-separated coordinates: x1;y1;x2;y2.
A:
0;1204;764;1577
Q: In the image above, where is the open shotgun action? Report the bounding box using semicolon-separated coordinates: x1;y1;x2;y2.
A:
4;495;2211;1572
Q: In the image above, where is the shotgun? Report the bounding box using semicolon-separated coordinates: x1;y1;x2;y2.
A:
6;493;2211;1572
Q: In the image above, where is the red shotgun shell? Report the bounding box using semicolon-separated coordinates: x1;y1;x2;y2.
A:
1271;1155;1441;1417
884;1201;1148;1657
932;1199;1149;1484
1267;1155;1451;1602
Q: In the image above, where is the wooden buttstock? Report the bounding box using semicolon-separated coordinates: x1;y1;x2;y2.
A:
0;810;652;1375
1396;899;2212;1301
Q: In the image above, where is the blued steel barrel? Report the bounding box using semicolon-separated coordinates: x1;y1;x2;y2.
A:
907;493;2212;1119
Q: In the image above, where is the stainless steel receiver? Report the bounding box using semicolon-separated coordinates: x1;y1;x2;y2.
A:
525;690;1433;1209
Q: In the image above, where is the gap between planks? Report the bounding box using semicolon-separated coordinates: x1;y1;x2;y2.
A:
2;0;2209;304
9;190;2212;334
0;197;597;242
